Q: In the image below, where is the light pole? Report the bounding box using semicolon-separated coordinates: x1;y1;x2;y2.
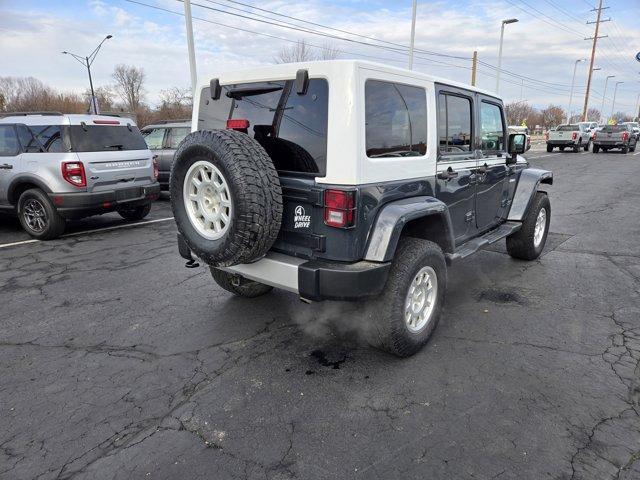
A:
610;81;624;122
600;75;615;124
183;0;198;97
408;0;418;70
496;18;518;94
567;59;586;124
62;35;113;114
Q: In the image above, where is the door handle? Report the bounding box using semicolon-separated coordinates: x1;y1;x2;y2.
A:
437;167;459;180
0;164;13;170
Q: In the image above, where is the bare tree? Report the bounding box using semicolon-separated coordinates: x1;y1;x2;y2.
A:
275;39;340;63
611;111;632;123
0;76;85;113
540;105;566;129
112;64;145;111
505;101;535;126
586;107;600;122
84;86;116;113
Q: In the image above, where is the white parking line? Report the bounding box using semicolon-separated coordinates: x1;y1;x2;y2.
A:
527;153;562;159
634;151;640;156
0;217;175;250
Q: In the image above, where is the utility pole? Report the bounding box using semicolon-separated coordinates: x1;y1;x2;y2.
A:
471;50;477;86
582;0;610;121
567;59;585;124
184;0;198;97
408;0;417;70
600;75;615;123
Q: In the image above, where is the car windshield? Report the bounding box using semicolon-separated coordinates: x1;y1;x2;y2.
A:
557;125;578;132
68;125;148;152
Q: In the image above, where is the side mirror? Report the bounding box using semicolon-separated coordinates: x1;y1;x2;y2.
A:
507;133;526;164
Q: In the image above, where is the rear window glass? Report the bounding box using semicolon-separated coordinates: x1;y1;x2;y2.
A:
141;128;166;150
601;125;626;133
365;80;427;158
68;125;148;152
198;78;328;175
557;125;578;131
167;127;190;148
29;125;69;152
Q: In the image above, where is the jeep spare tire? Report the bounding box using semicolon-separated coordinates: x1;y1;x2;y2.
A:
170;129;283;267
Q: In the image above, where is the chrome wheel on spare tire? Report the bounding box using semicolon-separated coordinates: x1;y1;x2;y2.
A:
183;161;232;240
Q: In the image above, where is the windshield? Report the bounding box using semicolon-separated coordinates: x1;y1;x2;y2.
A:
68;125;148;152
557;125;578;132
198;79;328;175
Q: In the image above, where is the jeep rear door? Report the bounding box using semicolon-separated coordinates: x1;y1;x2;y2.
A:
475;96;510;232
435;86;477;244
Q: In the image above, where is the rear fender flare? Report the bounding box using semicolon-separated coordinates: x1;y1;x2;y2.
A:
7;175;53;205
364;196;454;262
507;168;553;222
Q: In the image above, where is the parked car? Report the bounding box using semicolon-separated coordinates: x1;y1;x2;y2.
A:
508;126;531;151
592;124;638;154
0;112;160;239
170;60;552;357
620;122;640;141
141;121;191;191
577;121;599;140
546;124;591;152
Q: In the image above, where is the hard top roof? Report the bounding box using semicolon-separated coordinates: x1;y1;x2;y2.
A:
0;113;138;127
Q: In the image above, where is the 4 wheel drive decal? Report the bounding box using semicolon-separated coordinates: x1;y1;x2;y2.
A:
294;205;311;229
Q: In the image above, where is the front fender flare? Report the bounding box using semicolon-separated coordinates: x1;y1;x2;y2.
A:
507;168;553;222
364;196;455;262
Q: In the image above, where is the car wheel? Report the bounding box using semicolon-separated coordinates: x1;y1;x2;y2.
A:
17;188;66;240
546;144;553;153
506;192;551;261
584;140;591;152
363;238;446;357
118;203;152;221
593;145;600;153
622;144;629;154
573;142;580;153
210;267;273;298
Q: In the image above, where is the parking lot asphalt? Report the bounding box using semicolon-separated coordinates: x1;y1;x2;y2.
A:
1;147;640;480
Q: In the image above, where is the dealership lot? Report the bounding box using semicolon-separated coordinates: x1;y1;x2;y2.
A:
1;150;640;479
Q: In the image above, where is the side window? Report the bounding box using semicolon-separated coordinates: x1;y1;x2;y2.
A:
142;128;166;150
29;125;67;152
480;101;505;152
365;80;427;158
0;125;20;156
16;125;43;153
166;127;190;149
438;93;472;153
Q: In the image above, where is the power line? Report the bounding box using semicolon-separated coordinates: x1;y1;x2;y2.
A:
502;0;586;38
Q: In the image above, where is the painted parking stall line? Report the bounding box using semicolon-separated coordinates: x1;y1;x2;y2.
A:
0;217;175;250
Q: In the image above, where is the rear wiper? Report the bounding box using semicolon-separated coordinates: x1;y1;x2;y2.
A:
105;144;124;150
226;86;283;99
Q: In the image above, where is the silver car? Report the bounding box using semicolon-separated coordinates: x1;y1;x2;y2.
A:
0;112;160;239
141;121;190;191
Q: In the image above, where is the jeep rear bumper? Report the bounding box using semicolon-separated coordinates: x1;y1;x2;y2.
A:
49;183;160;219
177;233;390;301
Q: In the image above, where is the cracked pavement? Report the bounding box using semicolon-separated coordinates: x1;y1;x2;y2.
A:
1;149;640;479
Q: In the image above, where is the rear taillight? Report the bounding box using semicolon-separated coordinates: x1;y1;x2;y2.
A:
324;189;355;228
61;161;86;188
572;132;577;140
152;155;159;181
226;119;250;131
622;132;629;142
593;132;597;140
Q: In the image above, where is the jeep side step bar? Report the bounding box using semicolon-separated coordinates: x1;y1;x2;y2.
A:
445;221;522;263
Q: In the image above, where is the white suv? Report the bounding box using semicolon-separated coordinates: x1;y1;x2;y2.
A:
170;60;552;356
0;112;160;239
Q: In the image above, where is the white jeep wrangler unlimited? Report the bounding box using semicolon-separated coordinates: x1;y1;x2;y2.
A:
171;60;552;357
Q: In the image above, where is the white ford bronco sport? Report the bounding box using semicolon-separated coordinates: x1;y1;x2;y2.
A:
171;60;552;357
0;112;160;239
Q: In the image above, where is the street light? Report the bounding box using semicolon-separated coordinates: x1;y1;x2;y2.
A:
567;59;586;124
600;75;615;123
496;18;518;94
610;81;624;121
62;35;113;114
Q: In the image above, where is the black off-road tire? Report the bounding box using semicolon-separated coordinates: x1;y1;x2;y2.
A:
546;144;553;152
622;144;629;154
118;203;152;221
170;130;283;267
506;192;551;261
584;140;591;152
363;238;447;358
210;267;273;298
17;188;66;240
593;145;600;153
